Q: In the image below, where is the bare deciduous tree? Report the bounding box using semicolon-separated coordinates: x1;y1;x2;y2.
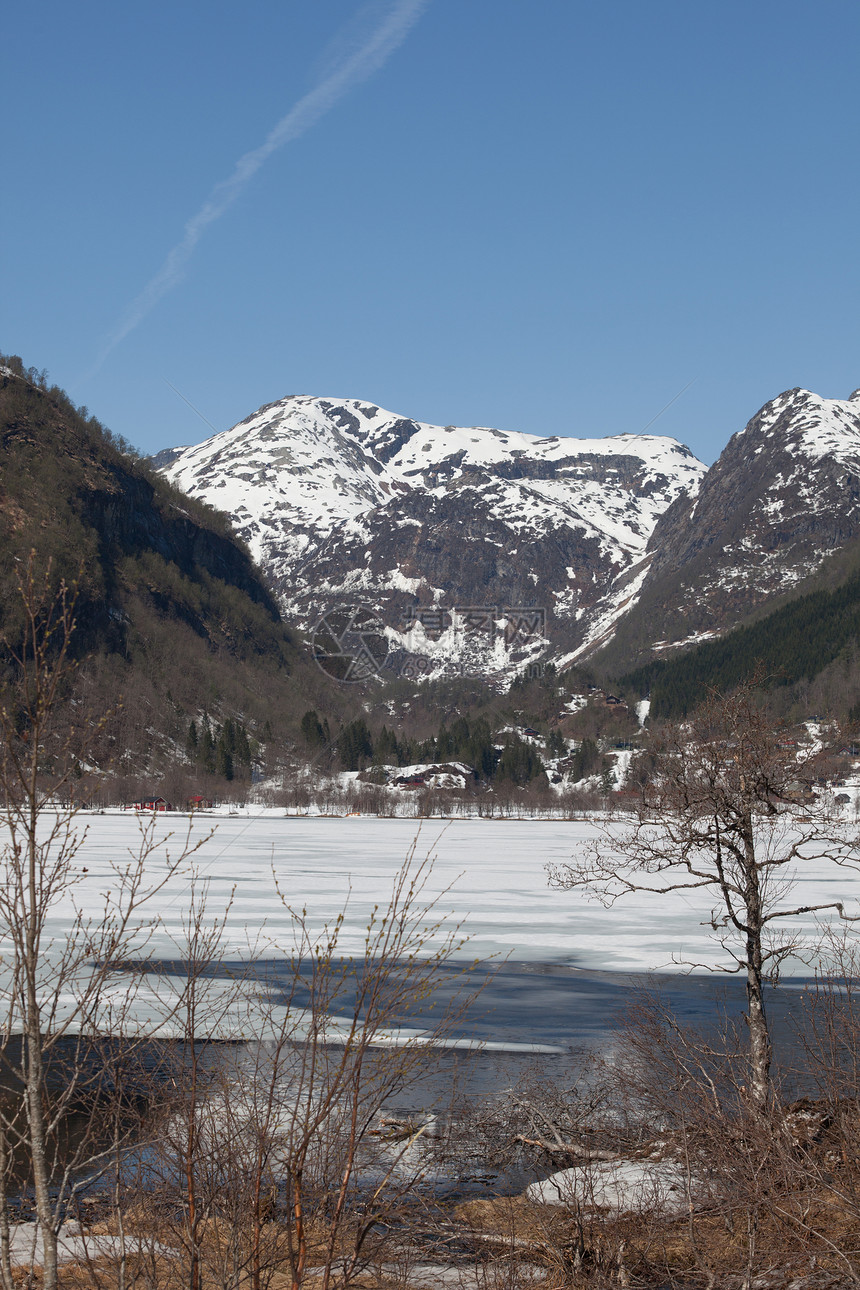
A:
549;681;860;1112
113;850;480;1290
0;557;207;1289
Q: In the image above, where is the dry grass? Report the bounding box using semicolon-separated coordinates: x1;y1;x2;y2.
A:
11;1102;860;1289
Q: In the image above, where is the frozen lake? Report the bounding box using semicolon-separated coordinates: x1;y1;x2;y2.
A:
21;810;859;1052
59;811;860;971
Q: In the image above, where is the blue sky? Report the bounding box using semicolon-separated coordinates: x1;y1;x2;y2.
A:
2;0;858;464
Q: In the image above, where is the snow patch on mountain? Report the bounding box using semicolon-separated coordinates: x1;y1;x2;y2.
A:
741;389;860;464
559;556;655;665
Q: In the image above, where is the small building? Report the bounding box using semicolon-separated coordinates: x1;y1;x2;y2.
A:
188;795;214;810
134;796;173;812
394;774;428;789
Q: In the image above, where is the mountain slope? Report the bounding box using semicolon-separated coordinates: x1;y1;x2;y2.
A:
0;358;338;790
0;361;283;655
619;556;860;720
590;387;860;671
159;395;706;670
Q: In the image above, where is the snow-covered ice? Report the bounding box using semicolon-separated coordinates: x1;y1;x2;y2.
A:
27;812;860;971
5;811;860;1044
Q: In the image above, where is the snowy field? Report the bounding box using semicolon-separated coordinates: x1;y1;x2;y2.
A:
38;810;860;972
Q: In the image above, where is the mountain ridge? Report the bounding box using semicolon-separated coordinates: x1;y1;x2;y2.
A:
159;394;707;673
157;383;860;686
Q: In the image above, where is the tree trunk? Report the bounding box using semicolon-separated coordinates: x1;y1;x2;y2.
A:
291;1166;307;1290
743;832;772;1114
26;1061;58;1290
745;949;772;1113
0;1126;15;1290
25;806;59;1290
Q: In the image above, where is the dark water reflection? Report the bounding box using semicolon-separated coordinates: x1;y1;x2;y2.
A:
0;963;833;1207
145;957;824;1105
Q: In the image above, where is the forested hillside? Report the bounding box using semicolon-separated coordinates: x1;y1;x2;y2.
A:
0;356;341;796
619;552;860;721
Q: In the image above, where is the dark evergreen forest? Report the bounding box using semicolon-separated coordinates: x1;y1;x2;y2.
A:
619;570;860;720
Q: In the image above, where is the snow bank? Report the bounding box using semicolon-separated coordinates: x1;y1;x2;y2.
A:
526;1158;693;1215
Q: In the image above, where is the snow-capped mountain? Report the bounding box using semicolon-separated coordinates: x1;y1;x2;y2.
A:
592;387;860;668
156;396;705;674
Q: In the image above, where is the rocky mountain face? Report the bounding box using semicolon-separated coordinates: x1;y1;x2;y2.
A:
158;387;860;680
157;396;705;676
592;387;860;670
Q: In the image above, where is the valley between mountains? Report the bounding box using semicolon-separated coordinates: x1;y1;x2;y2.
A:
5;353;860;805
7;359;860;1290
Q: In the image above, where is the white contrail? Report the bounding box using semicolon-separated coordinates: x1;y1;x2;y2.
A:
88;0;429;376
